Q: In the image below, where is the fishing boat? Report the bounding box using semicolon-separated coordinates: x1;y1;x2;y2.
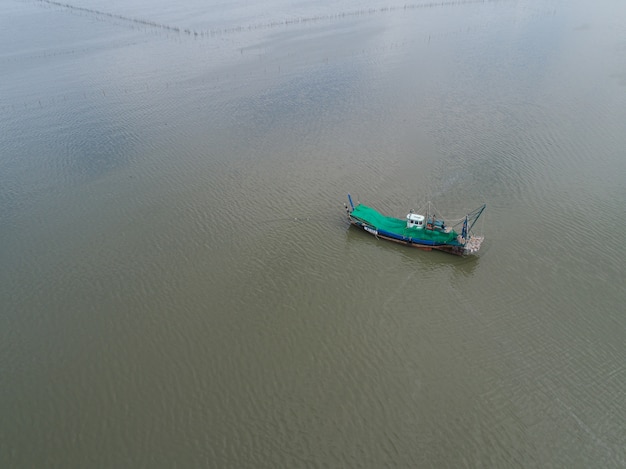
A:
345;194;486;255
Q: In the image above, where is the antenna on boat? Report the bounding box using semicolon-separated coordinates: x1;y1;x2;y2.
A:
347;194;355;211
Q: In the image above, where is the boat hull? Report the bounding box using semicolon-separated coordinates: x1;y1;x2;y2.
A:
349;218;468;255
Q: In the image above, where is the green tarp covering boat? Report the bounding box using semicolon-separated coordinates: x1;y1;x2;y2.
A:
345;195;486;256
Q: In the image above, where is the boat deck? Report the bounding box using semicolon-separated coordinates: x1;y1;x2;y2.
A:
350;204;459;245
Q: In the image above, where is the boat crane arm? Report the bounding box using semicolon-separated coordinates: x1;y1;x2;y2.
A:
465;204;486;233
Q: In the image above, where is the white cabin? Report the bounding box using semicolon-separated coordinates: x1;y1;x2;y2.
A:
406;213;425;229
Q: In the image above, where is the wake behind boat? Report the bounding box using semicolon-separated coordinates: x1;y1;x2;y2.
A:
345;194;486;256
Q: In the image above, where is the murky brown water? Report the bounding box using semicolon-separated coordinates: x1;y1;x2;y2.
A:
2;0;626;467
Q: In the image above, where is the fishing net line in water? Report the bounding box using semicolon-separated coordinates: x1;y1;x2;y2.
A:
34;0;509;38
